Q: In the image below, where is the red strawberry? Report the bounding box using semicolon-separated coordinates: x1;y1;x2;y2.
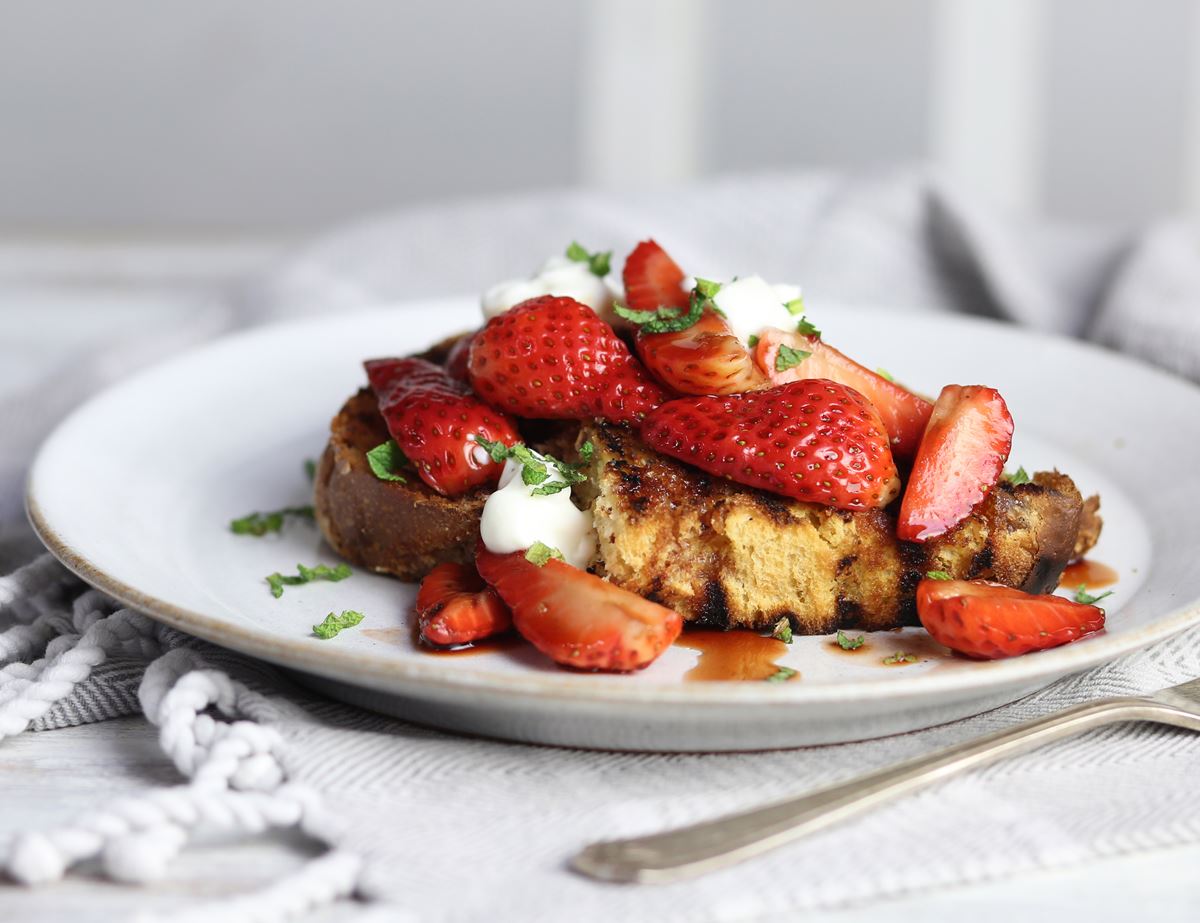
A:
642;380;902;510
415;562;512;647
635;305;770;395
444;331;476;381
475;547;683;672
917;578;1106;659
467;295;668;425
365;356;520;496
622;239;691;312
897;385;1013;542
754;329;933;460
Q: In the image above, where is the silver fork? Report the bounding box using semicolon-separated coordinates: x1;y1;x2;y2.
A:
572;679;1200;884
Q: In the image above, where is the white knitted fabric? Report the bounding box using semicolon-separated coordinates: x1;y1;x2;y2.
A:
4;170;1200;921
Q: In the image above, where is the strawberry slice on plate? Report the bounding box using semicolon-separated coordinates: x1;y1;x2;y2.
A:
917;577;1106;659
641;379;901;510
754;329;933;460
621;239;691;312
475;547;683;672
415;562;512;648
897;384;1014;542
365;356;520;496
467;294;668;425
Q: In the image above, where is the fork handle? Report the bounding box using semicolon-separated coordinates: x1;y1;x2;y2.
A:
572;697;1200;884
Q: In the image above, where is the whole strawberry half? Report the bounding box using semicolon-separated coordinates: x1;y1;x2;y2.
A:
622;239;691;312
754;329;933;460
897;384;1013;542
475;547;683;672
467;295;668;425
917;578;1106;659
365;356;520;496
642;379;902;510
416;561;512;648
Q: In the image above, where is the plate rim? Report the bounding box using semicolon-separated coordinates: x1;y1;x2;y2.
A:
24;301;1200;708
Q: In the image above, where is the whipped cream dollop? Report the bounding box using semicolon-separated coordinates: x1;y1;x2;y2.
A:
711;275;803;345
481;255;624;326
478;455;597;569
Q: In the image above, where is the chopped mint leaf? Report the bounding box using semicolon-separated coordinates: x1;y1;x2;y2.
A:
612;302;661;324
694;278;722;299
266;562;352;598
774;344;811;372
531;480;571;496
566;241;612;277
613;294;704;334
836;630;865;650
312;610;364;640
784;297;805;316
304;458;317;481
525;542;564;567
795;316;821;337
747;334;760;349
771;618;793;645
1004;466;1032;486
765;666;798;683
1073;584;1114;606
882;651;918;665
578;440;595;464
925;570;953;581
875;367;894;382
474;438;588;491
366;440;408;482
230;506;314;537
511;444;550;485
471;435;511;464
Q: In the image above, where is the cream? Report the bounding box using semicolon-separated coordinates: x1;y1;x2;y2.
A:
711;275;804;345
481;255;623;325
478;455;597;569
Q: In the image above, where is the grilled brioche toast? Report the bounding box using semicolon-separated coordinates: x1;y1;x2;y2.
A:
583;422;1099;634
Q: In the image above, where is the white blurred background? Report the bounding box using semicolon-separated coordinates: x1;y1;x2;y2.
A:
2;0;1199;235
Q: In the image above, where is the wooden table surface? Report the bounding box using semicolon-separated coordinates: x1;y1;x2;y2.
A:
2;239;1198;921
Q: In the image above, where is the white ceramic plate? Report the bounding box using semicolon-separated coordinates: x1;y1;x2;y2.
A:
27;299;1200;751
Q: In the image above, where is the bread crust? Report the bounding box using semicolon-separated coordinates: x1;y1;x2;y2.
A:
313;389;486;581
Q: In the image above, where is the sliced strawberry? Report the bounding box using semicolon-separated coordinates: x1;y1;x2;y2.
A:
897;385;1013;542
415;562;513;647
365;356;520;496
754;329;933;460
635;305;769;395
917;578;1105;659
467;295;668;425
621;239;691;312
641;380;901;510
475;547;682;671
443;331;477;381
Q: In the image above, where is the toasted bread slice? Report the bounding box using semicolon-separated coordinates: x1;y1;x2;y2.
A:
313;388;488;580
584;422;1100;634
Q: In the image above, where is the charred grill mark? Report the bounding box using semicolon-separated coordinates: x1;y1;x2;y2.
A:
896;541;927;624
750;491;796;526
693;581;731;628
837;554;857;574
1023;555;1063;595
836;597;864;629
968;545;994;578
